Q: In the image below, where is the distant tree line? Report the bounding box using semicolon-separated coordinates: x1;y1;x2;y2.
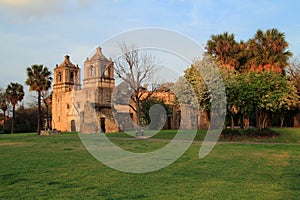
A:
0;65;52;134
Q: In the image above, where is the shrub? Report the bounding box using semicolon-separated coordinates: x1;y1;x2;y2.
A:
244;128;280;138
221;129;241;139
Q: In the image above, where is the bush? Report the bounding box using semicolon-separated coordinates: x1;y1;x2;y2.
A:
221;128;280;140
244;128;280;138
221;129;241;139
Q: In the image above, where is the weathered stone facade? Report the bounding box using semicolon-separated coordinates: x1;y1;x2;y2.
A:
52;47;208;133
52;47;119;133
52;54;81;132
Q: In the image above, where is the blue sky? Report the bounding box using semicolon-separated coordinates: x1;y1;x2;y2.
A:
1;0;300;103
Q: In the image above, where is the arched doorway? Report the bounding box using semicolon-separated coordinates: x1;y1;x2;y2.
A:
71;120;76;132
100;117;106;133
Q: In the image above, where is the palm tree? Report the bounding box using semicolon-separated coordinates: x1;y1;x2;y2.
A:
206;32;240;70
0;87;8;125
25;65;52;135
247;28;292;73
6;83;25;133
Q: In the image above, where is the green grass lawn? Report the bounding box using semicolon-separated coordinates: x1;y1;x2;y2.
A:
0;129;300;199
107;128;300;143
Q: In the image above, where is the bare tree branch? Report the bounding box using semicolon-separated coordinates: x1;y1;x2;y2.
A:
114;42;160;136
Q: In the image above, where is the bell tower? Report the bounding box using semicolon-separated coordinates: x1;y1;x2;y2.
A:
81;47;118;133
52;55;81;131
83;47;114;89
83;47;115;105
53;55;81;92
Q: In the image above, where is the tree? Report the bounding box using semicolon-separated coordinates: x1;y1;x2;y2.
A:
219;67;240;129
206;29;292;74
184;56;226;128
233;71;299;130
184;62;211;126
0;87;8;123
114;43;160;136
246;28;292;73
6;82;25;133
173;77;198;106
25;65;52;135
287;57;300;94
14;105;38;133
253;72;299;129
287;57;300;123
206;32;241;70
42;91;52;130
139;97;170;130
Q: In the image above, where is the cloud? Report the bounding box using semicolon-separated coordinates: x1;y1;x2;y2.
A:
77;0;97;8
0;0;97;17
0;0;32;7
0;0;62;16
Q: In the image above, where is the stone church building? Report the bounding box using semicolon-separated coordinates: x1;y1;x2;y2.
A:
52;47;202;133
52;47;121;133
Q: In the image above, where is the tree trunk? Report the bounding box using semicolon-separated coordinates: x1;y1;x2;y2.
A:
243;114;249;130
3;108;6;126
239;114;244;129
262;113;268;129
230;113;234;130
206;111;211;129
280;114;284;128
45;103;49;130
256;109;268;130
37;91;41;135
135;95;141;137
256;109;260;130
11;105;15;134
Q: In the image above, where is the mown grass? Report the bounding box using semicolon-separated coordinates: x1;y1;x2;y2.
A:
269;128;300;143
0;129;299;199
107;128;300;143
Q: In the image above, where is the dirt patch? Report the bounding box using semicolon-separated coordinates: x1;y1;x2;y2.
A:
0;142;26;146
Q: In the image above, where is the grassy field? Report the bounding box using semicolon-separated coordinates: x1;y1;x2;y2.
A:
107;128;300;143
0;129;299;199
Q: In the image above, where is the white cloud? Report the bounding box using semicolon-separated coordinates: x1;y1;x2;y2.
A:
0;0;33;7
0;0;97;17
0;0;62;17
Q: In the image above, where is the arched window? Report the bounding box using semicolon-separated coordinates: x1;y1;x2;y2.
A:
91;65;95;76
57;71;62;82
70;72;74;83
105;66;109;77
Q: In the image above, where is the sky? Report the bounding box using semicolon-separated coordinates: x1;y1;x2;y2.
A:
1;0;300;104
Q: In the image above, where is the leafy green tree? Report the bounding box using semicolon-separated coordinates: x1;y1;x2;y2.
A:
233;73;256;129
6;83;25;133
184;56;226;128
139;98;170;130
219;68;240;129
253;72;299;129
232;71;298;130
25;65;52;135
14;105;38;133
172;76;198;106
